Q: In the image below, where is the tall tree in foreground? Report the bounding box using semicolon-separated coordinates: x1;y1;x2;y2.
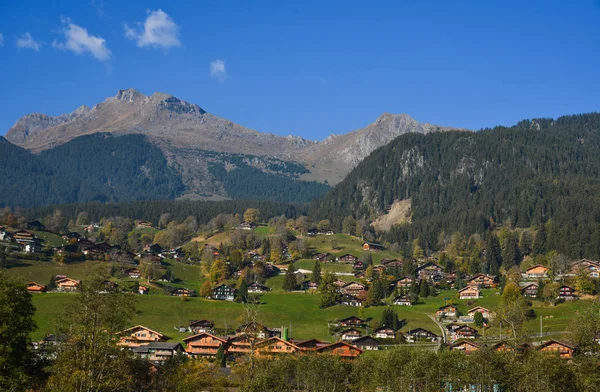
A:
312;260;322;286
45;272;140;392
0;272;36;392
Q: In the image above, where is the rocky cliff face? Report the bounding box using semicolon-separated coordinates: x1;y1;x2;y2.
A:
5;89;466;188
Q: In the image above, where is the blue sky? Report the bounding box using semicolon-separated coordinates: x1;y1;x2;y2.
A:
1;0;599;140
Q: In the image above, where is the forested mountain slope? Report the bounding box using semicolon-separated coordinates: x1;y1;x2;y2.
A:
310;113;600;258
0;133;330;208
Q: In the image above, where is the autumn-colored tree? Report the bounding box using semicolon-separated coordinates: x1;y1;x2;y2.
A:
199;281;212;297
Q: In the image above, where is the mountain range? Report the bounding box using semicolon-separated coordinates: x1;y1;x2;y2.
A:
2;89;463;205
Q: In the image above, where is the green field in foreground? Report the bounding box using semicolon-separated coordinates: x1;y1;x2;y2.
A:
29;287;583;343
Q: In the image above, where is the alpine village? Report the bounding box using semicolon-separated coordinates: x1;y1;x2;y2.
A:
3;2;600;391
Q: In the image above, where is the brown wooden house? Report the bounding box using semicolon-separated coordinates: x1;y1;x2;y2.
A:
27;282;47;293
522;283;539;298
316;341;362;358
183;332;228;357
118;325;169;348
448;340;481;354
538;340;575;359
459;286;482;299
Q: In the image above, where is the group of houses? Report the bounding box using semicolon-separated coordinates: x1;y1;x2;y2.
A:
26;275;81;294
448;339;575;359
114;321;363;365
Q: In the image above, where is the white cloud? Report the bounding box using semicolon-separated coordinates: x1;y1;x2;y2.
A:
53;18;111;62
210;60;226;81
16;32;42;51
124;9;180;49
0;33;4;46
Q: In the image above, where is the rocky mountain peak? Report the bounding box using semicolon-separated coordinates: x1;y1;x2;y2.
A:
115;88;145;102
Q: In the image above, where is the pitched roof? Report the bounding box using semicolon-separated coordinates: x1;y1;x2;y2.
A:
120;325;166;339
183;332;228;343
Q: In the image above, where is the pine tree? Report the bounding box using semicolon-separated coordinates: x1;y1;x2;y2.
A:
282;263;298;292
502;232;522;269
367;277;384;306
312;260;322;286
532;224;547;256
419;279;430;298
215;344;226;368
236;280;248;303
485;232;502;275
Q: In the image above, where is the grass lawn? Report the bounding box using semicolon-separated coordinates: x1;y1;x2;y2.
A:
306;234;402;264
295;259;353;274
33;231;67;247
29;286;586;345
3;259;108;284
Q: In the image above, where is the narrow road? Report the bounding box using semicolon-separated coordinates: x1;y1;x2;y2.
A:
428;314;447;344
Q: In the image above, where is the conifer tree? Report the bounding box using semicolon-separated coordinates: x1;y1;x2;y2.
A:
312;260;322;286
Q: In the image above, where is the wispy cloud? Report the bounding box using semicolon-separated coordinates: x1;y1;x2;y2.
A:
91;0;105;17
124;9;180;49
210;60;227;82
0;33;4;46
16;32;42;51
52;17;111;62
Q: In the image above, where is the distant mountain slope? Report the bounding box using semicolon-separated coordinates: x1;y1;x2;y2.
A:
310;113;600;255
0;133;330;208
5;89;462;187
299;113;467;183
0;134;183;208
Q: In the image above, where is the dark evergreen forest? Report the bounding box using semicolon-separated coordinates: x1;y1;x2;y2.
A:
0;133;329;207
310;113;600;259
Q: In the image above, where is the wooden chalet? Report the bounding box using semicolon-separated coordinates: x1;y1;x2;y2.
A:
340;294;363;307
448;340;481;354
118;325;169;348
235;222;257;231
333;279;348;289
13;230;35;243
466;274;498;288
313;253;332;262
522;283;539;298
453;325;479;340
558;285;577;300
289;338;325;349
416;262;445;282
27;282;47;293
338;254;358;263
183;332;228;357
237;322;281;339
255;337;302;357
126;268;142;279
406;328;439;341
467;306;492;320
382;259;403;272
362;242;384;252
212;284;236;301
247;282;271;293
391;277;414;289
569;259;600;278
352;336;379;351
340;328;362;341
374;327;396;339
459;286;482;299
316;341;362;358
188;319;215;334
135;220;154;229
340;281;367;296
132;342;183;364
393;295;412;306
338;316;366;328
55;277;80;292
538;340;575;359
436;305;458;319
524;264;549;279
171;288;193;297
227;334;254;355
353;261;365;270
493;341;533;353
